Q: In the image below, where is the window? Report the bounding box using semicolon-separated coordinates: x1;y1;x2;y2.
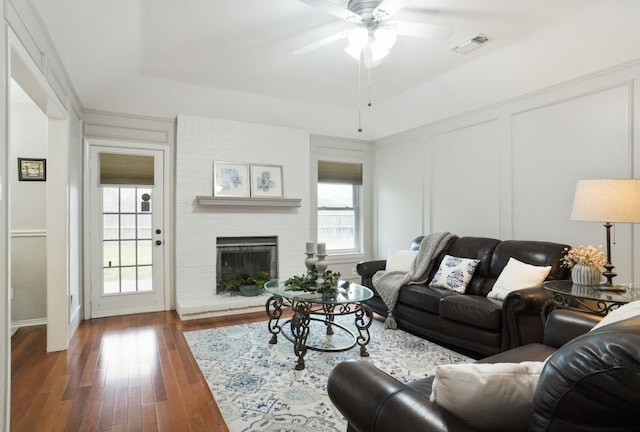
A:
317;161;363;253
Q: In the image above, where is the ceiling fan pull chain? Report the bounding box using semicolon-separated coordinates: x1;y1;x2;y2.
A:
368;64;372;107
357;51;363;133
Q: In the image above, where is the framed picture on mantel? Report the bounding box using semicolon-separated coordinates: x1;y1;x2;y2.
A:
213;161;250;198
251;164;283;198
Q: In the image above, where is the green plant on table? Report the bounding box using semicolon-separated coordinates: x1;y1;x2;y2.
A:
284;270;342;293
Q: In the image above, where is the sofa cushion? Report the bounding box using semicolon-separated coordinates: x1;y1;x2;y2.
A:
397;284;457;315
487;258;551;301
489;240;569;280
440;295;503;331
432;237;501;296
386;250;418;273
431;361;545;432
429;255;480;293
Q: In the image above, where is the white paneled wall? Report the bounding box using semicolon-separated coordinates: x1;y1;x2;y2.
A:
375;133;424;256
175;115;310;318
430;120;501;238
374;63;640;287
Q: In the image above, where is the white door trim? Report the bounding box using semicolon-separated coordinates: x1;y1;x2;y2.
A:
83;138;171;320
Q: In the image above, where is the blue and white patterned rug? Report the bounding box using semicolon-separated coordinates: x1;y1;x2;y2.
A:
184;316;470;432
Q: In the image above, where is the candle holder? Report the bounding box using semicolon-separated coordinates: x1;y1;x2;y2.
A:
304;252;317;281
315;254;328;287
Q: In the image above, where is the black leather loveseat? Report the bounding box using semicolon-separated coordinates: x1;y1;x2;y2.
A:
357;236;569;356
328;309;640;431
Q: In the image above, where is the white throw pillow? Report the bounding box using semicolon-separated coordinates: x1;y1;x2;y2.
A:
591;300;640;331
487;258;552;301
429;255;480;294
386;250;418;273
430;361;545;431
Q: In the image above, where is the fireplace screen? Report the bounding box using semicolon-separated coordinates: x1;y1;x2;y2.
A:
216;236;278;293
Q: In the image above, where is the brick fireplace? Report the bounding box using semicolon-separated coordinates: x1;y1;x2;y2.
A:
175;115;310;319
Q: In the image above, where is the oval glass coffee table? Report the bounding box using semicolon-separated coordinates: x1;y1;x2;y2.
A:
265;279;374;370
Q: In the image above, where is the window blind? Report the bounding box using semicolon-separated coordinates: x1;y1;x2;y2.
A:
99;153;154;185
317;161;362;185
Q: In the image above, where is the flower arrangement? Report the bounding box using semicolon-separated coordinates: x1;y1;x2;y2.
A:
561;245;607;269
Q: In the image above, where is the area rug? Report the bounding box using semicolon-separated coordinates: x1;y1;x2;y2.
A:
184;316;470;432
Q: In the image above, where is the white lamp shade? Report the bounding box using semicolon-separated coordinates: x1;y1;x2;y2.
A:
571;179;640;223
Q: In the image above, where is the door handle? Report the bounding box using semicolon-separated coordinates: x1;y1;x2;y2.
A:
156;229;162;234
155;240;162;246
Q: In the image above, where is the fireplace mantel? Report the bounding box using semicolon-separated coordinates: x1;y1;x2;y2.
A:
196;196;302;208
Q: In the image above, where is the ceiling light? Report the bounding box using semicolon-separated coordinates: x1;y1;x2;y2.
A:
344;25;397;67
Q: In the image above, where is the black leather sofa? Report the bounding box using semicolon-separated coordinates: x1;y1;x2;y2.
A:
357;236;570;356
328;309;640;432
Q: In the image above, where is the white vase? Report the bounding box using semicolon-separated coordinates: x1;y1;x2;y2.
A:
571;263;602;286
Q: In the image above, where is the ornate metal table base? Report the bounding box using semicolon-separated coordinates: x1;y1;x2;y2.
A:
266;296;373;370
541;292;626;323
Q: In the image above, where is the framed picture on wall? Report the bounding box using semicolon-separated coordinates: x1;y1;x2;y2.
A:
18;158;46;181
213;161;250;197
250;164;283;198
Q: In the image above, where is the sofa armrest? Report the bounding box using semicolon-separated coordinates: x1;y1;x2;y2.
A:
543;309;601;348
356;260;386;289
328;360;474;432
502;286;554;350
356;260;386;278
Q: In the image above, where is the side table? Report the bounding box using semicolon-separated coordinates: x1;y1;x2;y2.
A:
541;280;638;322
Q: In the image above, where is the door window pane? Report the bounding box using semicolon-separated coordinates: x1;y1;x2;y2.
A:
137;240;152;266
138;266;152;292
120;188;136;213
121;267;137;293
137;214;152;239
103;268;120;294
120;215;136;239
103;241;120;267
103;188;120;212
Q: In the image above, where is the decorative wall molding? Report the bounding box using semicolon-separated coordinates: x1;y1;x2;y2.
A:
10;229;46;237
83;110;175;145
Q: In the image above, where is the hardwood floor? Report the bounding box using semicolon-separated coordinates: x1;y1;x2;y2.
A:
11;310;271;432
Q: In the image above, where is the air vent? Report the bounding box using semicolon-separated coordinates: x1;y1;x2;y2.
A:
451;34;490;55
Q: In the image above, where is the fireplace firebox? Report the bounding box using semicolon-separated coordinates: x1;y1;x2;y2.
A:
216;236;278;294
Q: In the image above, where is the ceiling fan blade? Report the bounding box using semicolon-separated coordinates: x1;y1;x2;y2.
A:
297;0;361;22
293;30;349;55
395;21;454;40
373;0;412;21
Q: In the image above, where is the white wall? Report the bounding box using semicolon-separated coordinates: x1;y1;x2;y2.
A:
175;115;311;317
9;94;48;323
374;61;640;287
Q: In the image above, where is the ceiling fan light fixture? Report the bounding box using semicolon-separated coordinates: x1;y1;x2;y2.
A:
373;26;397;51
345;25;396;63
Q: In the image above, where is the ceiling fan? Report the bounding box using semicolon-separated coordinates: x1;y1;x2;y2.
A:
295;0;453;68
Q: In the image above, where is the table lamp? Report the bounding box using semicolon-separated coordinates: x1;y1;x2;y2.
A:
571;179;640;289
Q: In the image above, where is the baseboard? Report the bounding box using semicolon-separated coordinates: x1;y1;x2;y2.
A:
11;317;48;334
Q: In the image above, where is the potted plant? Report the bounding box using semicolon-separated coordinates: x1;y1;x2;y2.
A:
219;270;271;296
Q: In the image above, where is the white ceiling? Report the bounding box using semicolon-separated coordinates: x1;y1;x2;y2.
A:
31;0;603;138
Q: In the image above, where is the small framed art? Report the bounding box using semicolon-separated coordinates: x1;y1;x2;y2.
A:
213;161;250;197
18;158;46;181
251;164;283;198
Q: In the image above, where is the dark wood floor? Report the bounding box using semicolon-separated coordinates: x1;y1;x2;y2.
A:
11;310;272;432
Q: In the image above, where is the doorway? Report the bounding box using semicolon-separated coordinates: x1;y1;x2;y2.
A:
87;144;168;318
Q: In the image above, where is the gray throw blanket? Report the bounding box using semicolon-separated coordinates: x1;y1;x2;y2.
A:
373;232;455;329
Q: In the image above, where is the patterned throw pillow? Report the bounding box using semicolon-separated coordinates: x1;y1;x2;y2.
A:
429;255;480;293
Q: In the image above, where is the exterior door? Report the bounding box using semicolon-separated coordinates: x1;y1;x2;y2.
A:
89;145;166;318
